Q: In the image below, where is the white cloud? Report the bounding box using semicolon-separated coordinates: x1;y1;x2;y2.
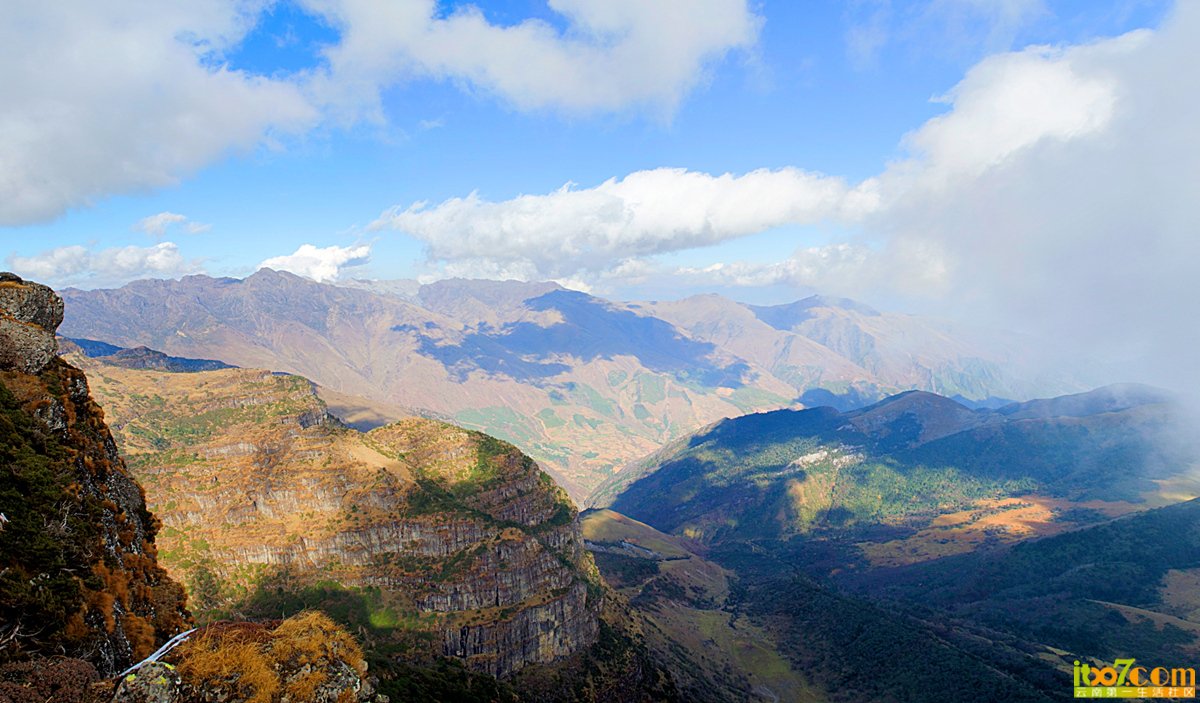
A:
414;258;540;285
136;211;211;238
882;39;1125;194
6;242;202;289
4;1;758;226
258;243;371;283
371;27;1126;288
375;167;878;276
676;244;878;288
865;4;1200;377
0;2;317;226
304;0;761;120
751;4;1198;388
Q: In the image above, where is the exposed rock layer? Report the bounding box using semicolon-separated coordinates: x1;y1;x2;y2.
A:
71;355;601;677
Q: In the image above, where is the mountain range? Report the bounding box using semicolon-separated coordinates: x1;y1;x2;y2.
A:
585;381;1200;702
593;384;1198;551
58;270;1098;498
10;269;1199;701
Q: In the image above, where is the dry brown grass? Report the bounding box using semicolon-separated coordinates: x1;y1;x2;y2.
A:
174;612;364;703
857;495;1145;567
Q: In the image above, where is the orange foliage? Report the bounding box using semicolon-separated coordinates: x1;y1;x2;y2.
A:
120;614;157;661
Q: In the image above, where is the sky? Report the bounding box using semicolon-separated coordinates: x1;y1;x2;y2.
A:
2;0;1197;387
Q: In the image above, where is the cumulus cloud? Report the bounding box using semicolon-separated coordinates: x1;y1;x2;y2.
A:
258;243;371;283
692;4;1199;388
3;1;757;225
375;167;878;276
0;2;317;226
136;212;210;238
880;39;1124;195
864;4;1200;384
6;242;202;289
305;0;761;120
372;30;1125;287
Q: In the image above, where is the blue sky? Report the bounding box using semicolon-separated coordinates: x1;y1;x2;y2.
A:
1;0;1193;365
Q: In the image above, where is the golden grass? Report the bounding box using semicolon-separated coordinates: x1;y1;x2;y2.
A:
858;495;1144;568
175;611;365;703
580;509;695;559
1160;568;1200;623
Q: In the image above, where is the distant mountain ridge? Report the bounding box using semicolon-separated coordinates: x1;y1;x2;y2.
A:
59;336;235;372
61;271;1098;496
592;383;1196;545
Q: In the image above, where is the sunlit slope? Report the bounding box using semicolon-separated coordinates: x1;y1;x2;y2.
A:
595;386;1198;550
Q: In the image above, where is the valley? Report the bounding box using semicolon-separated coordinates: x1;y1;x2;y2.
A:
6;272;1198;702
70;330;1200;701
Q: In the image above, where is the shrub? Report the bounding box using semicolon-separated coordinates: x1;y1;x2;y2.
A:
173;611;366;703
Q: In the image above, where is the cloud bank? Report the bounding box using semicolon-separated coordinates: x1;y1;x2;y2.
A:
377;4;1200;389
0;3;316;226
375;167;877;276
6;243;201;289
305;0;760;120
0;0;761;226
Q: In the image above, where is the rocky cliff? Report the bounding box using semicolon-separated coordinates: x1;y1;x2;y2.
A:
69;353;602;678
0;273;190;675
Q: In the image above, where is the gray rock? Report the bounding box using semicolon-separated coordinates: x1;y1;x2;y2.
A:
111;662;182;703
0;272;64;374
0;272;64;331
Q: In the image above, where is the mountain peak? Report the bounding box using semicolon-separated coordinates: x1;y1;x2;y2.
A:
746;294;880;331
797;294;881;315
245;267;313;284
998;382;1175;419
848;390;981;447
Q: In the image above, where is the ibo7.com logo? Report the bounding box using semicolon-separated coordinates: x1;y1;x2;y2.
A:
1075;659;1196;698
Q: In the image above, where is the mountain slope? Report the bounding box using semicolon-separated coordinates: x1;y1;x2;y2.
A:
591;381;1200;701
593;386;1196;551
581;509;825;703
60;336;235;372
0;274;190;675
68;351;600;678
844;496;1200;666
69;351;686;701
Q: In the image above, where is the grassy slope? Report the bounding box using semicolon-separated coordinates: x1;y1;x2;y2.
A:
843;498;1200;664
581;510;824;703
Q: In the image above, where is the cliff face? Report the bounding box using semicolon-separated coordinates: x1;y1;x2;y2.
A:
71;355;601;678
0;274;190;675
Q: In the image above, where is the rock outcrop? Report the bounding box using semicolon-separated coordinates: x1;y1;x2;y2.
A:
0;273;190;676
0;273;63;374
